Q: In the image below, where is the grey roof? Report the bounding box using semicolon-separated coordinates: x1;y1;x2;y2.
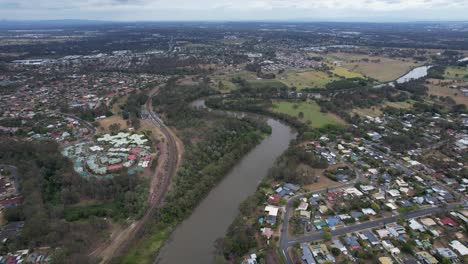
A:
301;244;317;264
364;231;379;243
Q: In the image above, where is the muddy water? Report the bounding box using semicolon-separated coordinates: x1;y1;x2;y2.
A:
156;99;296;264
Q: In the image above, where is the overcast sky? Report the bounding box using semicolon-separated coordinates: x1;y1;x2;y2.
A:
1;0;468;22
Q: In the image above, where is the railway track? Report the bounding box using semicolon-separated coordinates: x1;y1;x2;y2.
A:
91;86;180;263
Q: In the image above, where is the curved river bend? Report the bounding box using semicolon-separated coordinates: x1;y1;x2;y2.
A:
156;64;431;263
156;99;296;264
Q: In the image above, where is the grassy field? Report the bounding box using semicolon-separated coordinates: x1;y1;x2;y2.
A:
98;115;129;132
312;52;421;82
331;66;365;79
384;101;414;109
444;66;468;80
352;100;414;117
279;66;364;90
279;70;337;89
209;78;238;93
120;228;172;264
428;84;468;106
248;79;288;90
271;101;345;128
352;107;383;118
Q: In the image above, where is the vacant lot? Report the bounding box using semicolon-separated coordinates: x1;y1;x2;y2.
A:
302;171;342;192
271;101;345;128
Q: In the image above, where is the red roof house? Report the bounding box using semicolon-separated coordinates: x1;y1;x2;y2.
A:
440;217;459;227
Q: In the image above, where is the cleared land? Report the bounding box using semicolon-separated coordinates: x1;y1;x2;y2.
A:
300;163;346;192
271;101;345;128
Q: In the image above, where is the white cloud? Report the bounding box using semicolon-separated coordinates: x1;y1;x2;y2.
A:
1;0;467;21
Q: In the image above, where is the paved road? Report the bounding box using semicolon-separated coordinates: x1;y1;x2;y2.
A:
288;204;457;245
282;202;463;264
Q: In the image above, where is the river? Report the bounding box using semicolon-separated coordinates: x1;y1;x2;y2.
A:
155;99;296;264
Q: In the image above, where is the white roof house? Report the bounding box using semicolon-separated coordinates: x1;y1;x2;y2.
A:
362;208;377;215
387;189;401;197
409;219;425;232
360;185;375;192
265;206;279;217
376;229;390;238
382;240;400;255
345;187;363;197
297;201;309;211
449;240;468;256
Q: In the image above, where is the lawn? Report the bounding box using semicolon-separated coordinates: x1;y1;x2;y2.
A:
271;101;345;128
444;66;468;80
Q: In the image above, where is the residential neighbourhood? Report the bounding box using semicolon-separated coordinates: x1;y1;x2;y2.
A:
0;19;467;264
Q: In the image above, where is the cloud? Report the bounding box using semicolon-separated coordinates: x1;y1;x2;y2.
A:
0;0;467;21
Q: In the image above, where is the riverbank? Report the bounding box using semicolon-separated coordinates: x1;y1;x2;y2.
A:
119;83;277;264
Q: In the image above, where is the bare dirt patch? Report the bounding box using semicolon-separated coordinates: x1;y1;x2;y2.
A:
97;115;129;133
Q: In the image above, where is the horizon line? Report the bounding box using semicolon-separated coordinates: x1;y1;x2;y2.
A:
1;19;468;24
